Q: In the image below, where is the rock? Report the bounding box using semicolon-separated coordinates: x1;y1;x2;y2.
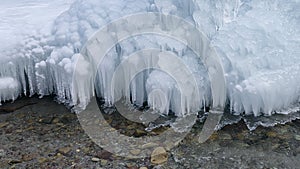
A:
97;151;112;160
295;135;300;141
219;133;232;140
135;129;147;137
151;147;168;164
38;157;47;163
92;157;100;162
58;147;71;155
82;147;90;154
126;162;136;168
209;132;218;141
130;149;141;155
22;153;37;161
38;117;54;124
8;159;22;165
52;118;60;124
101;159;108;166
266;131;277;138
141;142;159;149
0;149;5;157
0;122;9;128
139;167;148;169
15;129;23;133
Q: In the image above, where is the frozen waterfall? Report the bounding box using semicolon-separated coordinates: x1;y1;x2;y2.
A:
0;0;299;125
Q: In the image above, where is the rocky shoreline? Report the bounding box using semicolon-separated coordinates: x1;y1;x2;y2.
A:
0;97;299;169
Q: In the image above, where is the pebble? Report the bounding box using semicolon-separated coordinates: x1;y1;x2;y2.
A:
130;149;141;155
266;131;277;138
8;159;22;165
126;162;136;168
219;133;232;140
295;135;300;141
101;159;108;166
38;157;47;163
92;157;100;162
0;149;5;157
151;147;168;164
52;118;60;124
58;147;71;155
0;122;9;128
139;167;148;169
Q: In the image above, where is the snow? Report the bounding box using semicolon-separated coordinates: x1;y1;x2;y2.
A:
0;0;74;53
0;0;299;120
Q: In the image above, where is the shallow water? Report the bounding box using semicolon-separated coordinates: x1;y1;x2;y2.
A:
0;97;299;168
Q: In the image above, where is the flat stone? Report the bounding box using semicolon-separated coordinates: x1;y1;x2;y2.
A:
141;142;159;149
151;147;168;164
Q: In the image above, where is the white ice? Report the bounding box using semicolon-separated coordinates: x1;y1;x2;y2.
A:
0;0;299;118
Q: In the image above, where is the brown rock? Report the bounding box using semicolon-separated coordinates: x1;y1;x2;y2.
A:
151;147;168;164
22;153;37;161
97;150;112;160
58;147;71;155
139;167;148;169
130;149;141;155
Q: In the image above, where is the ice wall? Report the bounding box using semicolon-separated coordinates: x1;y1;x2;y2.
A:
0;0;299;118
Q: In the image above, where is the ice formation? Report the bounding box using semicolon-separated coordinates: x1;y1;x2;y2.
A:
0;0;299;123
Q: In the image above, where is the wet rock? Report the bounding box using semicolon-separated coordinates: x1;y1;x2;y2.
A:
219;133;232;140
135;129;147;137
151;147;168;164
208;132;218;141
266;131;277;138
